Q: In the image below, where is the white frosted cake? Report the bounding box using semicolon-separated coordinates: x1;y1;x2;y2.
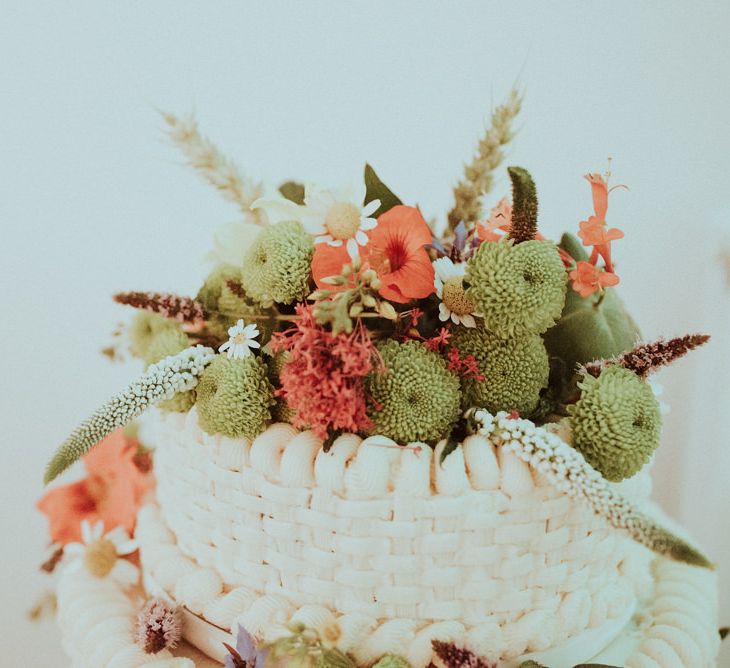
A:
39;96;722;667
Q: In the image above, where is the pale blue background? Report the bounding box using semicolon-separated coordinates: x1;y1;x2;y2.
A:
2;2;729;664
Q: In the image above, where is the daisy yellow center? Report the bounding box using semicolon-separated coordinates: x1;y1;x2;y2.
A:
325;202;362;240
233;332;248;344
442;277;475;316
84;538;117;577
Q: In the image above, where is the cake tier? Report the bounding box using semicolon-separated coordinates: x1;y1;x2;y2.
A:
56;538;721;667
136;407;662;666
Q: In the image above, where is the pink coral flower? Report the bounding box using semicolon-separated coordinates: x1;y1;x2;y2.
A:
569;260;620;297
578;173;625;272
37;430;153;545
477;197;545;243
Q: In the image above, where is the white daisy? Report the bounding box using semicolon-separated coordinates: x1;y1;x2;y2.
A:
252;183;380;259
433;256;481;328
219;319;260;359
64;520;139;584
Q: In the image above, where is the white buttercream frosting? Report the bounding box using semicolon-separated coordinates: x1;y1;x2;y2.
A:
132;409;719;667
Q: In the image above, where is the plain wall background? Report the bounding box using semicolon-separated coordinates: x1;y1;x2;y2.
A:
1;1;728;665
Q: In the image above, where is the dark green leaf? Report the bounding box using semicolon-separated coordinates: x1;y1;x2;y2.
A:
558;231;589;263
279;181;305;205
544;283;641;403
364;163;401;217
440;435;461;466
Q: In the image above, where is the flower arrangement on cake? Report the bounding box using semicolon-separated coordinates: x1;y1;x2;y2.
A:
37;91;722;668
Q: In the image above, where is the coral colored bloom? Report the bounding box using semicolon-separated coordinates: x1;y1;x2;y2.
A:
362;205;435;303
477;197;545;243
37;430;153;545
569;260;620;297
311;242;352;291
477;198;512;242
579;173;625;272
270;305;379;439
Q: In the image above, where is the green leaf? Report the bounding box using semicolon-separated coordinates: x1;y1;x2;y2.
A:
279;181;305;205
440;437;460;465
544;284;641;402
558;231;589;263
364;164;401;217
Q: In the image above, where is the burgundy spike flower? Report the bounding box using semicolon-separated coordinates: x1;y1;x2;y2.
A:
584;333;710;378
431;640;496;668
114;291;206;323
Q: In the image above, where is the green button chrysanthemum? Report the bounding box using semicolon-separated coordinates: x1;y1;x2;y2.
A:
451;327;549;416
465;237;567;338
143;328;197;413
196;355;274;438
241;220;313;305
129;311;180;359
569;366;661;481
367;340;461;444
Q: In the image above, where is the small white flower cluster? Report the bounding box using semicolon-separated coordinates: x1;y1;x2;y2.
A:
45;346;216;484
469;408;712;568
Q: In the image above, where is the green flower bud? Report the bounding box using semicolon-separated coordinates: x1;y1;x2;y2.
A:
569;366;661;481
196;355;274;438
451;327;549;416
466;237;566;338
242;220;313;305
367;340;461;443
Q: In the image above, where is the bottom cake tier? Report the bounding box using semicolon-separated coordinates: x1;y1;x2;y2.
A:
54;502;720;667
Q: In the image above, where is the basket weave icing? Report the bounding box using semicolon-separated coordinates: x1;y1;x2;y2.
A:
138;407;655;666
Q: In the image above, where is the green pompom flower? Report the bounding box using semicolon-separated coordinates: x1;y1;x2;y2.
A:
451;327;549;416
367;340;461;443
568;366;661;481
129;311;180;359
372;656;413;668
241;220;313;305
144;328;196;413
196;355;275;438
465;237;566;338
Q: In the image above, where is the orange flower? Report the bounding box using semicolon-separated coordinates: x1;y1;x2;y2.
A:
361;205;435;303
477;198;512;242
37;429;153;545
477;197;545;243
569;260;620;298
578;173;624;272
311;242;351;290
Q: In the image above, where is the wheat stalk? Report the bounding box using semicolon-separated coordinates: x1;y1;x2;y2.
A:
162;112;265;222
448;89;522;229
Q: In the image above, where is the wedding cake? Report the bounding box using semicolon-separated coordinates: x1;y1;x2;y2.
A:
38;92;721;667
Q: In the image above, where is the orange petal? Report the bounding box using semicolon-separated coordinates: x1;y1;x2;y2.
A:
372;205;432;251
382;254;435;302
37;481;97;545
600;271;620;287
585;173;608;222
311;244;352;290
